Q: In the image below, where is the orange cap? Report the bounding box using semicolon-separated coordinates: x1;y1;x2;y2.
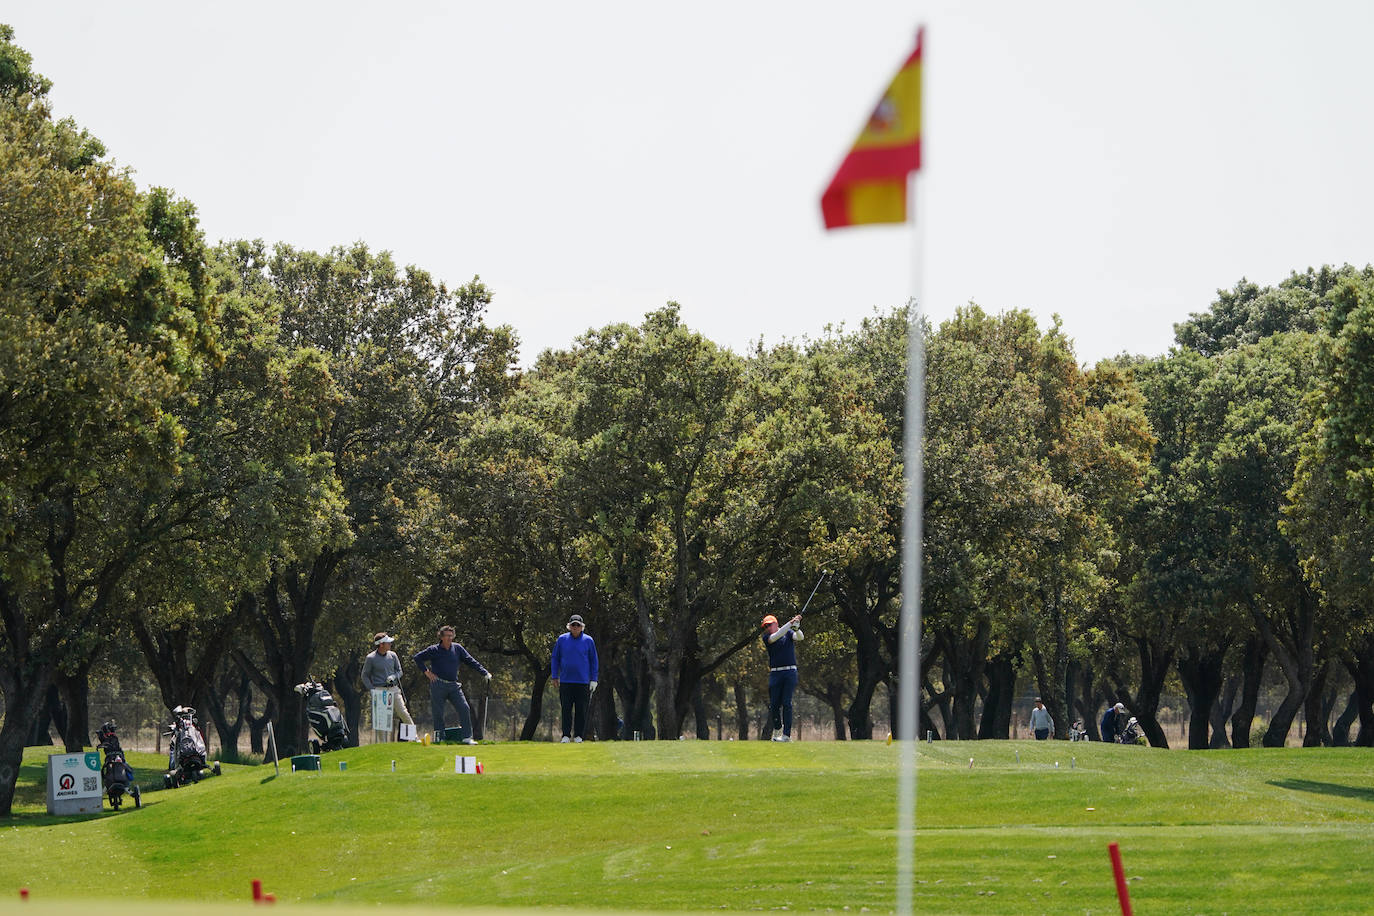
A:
760;615;778;628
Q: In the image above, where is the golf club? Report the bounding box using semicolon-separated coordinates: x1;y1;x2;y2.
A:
798;569;830;617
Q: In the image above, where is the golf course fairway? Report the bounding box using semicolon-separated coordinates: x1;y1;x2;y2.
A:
2;739;1372;914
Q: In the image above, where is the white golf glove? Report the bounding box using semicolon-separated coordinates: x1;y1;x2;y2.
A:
485;672;492;682
589;680;598;693
386;675;397;686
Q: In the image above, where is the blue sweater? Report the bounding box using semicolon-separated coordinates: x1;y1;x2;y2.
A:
551;631;598;684
413;641;488;683
764;630;798;669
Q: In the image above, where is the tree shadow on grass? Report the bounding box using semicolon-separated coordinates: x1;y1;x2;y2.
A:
1269;778;1374;803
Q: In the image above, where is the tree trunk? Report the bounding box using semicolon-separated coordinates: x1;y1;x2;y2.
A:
235;563;338;758
836;576;895;741
55;664;92;752
1073;667;1104;742
25;683;63;747
624;654;655;740
1120;634;1174;748
593;678;618;740
928;679;953;740
943;618;989;740
131;607;236;740
978;652;1017;739
902;639;943;741
918;697;940;742
247;696;276;756
1230;635;1267;748
1045;586;1072;740
0;685;50;817
1177;642;1229;750
692;683;710;740
1028;645;1069;742
1343;639;1374;747
733;678;750;741
847;635;885;740
520;670;550;741
826;684;847;740
1260;688;1300;747
1300;662;1329;748
1253;582;1319;748
1261;657;1309;747
0;595;55;815
650;659;680;740
204;668;250;756
332;654;363;748
1332;691;1359;747
1210;676;1237;748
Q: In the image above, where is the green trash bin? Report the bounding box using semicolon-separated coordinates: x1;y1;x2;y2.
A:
290;754;321;772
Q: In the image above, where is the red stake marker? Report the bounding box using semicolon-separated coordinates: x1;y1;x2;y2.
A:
1108;842;1133;916
264;894;276;904
252;879;263;902
19;887;29;900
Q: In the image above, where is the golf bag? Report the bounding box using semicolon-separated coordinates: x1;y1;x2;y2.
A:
1068;719;1090;742
295;680;349;753
1118;716;1147;746
163;705;210;787
95;720;140;809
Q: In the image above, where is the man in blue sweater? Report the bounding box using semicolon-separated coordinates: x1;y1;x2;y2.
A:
762;612;804;742
551;614;598;743
413;625;490;745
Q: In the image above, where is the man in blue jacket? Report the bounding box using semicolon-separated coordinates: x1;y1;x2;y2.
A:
762;612;804;742
1100;702;1126;743
413;625;490;745
551;614;599;743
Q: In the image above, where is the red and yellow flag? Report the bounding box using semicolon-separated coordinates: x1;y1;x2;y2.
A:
821;30;923;229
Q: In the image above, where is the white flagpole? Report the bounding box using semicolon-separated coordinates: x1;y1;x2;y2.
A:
895;30;927;915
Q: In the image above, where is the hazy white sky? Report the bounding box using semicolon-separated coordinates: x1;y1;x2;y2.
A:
8;2;1374;365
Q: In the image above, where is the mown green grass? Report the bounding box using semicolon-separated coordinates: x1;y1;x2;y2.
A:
1;739;1372;914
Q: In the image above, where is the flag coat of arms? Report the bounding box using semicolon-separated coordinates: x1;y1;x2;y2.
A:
821;30;923;229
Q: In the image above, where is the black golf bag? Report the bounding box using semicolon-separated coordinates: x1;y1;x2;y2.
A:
1119;716;1146;746
95;720;140;809
163;705;210;787
295;681;349;753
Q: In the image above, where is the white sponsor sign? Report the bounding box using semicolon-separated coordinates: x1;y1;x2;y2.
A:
371;687;394;732
47;752;103;814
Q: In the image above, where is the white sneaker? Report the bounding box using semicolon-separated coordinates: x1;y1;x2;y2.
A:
560;736;571;743
573;736;583;743
771;734;790;742
460;737;477;746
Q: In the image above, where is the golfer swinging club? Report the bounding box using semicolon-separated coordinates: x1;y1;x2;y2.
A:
761;612;804;742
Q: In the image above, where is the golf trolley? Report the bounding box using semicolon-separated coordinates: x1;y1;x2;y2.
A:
95;720;141;809
162;705;221;788
1118;716;1147;746
295;680;349;753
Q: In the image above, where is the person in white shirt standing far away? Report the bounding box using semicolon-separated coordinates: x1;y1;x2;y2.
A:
1030;697;1054;740
361;632;418;741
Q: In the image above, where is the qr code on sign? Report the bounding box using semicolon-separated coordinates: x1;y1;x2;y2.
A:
82;777;98;792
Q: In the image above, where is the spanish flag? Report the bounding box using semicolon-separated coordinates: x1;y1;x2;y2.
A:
821;30;923;230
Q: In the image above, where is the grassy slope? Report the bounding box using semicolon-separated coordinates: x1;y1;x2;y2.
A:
1;739;1372;915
